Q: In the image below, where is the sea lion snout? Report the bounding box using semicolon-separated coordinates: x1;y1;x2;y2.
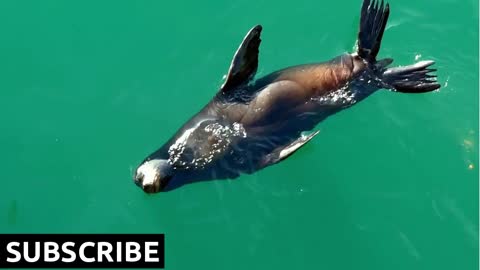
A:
134;159;173;193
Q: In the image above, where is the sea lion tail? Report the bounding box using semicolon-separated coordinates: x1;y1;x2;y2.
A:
357;0;389;62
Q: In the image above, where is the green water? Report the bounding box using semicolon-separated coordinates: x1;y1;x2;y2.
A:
0;0;478;269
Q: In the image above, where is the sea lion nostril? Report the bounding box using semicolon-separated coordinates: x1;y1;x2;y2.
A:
142;183;156;194
134;173;144;187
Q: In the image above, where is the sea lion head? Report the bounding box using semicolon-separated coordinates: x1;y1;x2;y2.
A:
134;159;173;193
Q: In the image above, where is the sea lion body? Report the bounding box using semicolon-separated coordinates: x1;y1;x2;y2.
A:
148;55;366;184
134;0;440;193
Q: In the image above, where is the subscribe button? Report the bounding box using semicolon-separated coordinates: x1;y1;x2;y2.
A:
0;234;165;268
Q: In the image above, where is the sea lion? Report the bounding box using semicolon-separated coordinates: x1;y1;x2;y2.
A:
134;0;440;193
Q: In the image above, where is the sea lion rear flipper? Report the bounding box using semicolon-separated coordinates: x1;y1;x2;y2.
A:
382;60;440;93
220;25;262;93
356;0;440;92
259;131;319;168
357;0;390;62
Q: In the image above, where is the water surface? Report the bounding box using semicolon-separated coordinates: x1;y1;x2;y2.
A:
0;0;477;269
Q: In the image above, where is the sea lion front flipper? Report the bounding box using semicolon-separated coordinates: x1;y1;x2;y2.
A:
259;131;320;168
220;25;262;92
